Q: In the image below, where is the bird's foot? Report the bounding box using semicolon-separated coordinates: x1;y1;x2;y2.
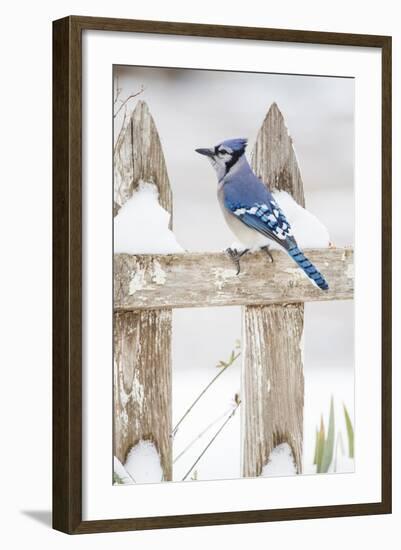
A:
261;245;274;263
226;247;249;275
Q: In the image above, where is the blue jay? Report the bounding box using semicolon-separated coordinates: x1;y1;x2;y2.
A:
195;138;329;290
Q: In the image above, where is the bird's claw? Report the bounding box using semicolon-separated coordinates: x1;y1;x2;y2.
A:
226;248;241;275
226;247;249;275
261;246;274;263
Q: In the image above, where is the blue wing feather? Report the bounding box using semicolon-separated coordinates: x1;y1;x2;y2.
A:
239;210;295;250
222;172;295;248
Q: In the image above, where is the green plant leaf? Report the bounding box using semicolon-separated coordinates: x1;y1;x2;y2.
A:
113;471;124;484
316;416;326;473
321;396;335;473
343;403;354;458
313;427;319;465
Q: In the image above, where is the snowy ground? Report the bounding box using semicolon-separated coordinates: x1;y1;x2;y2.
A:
171;306;354;482
171;355;354;482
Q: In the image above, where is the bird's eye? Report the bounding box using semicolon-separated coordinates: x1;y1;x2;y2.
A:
219;149;228;155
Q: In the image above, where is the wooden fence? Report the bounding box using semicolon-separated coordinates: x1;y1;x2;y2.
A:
113;100;354;480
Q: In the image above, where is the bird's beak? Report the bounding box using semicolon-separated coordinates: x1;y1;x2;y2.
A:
195;147;214;158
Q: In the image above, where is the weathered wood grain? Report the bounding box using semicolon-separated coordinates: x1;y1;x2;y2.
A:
251;103;305;207
243;103;307;476
114;248;353;310
114;100;172;222
113;100;173;480
242;304;304;476
114;310;172;479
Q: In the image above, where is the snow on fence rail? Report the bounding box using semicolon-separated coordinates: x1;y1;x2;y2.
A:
113;100;354;480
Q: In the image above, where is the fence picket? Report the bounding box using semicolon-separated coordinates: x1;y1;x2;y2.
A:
242;103;306;476
113;101;173;480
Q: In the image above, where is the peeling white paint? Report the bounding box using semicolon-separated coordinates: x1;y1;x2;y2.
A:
129;269;148;295
299;326;305;365
119;387;129;409
121;409;128;426
212;267;237;290
346;262;354;280
128;260;167;295
132;371;145;411
151;260;167;285
119;371;130;409
118;359;144;412
267;379;271;393
283;267;305;282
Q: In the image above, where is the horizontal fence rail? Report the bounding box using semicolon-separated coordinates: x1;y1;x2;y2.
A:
114;247;353;310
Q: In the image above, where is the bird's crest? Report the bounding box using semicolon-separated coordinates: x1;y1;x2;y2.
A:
220;138;248;153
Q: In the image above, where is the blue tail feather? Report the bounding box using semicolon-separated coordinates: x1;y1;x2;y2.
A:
288;245;329;291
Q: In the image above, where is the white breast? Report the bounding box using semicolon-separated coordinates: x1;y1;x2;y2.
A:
217;190;273;249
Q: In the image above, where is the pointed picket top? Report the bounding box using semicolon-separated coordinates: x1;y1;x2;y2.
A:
251;102;305;207
114;100;172;222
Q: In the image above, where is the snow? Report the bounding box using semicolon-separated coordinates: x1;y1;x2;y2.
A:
113;456;134;485
172;308;242;482
124;440;164;483
261;443;297;477
334;455;354;474
114;181;184;254
113;441;165;485
172;360;354;481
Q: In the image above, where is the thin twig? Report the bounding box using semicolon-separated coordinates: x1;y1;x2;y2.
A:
114;89;122;107
114;105;128;154
113;86;145;118
113;86;145;155
181;401;241;481
171;351;241;438
114;75;121;106
173;405;234;464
